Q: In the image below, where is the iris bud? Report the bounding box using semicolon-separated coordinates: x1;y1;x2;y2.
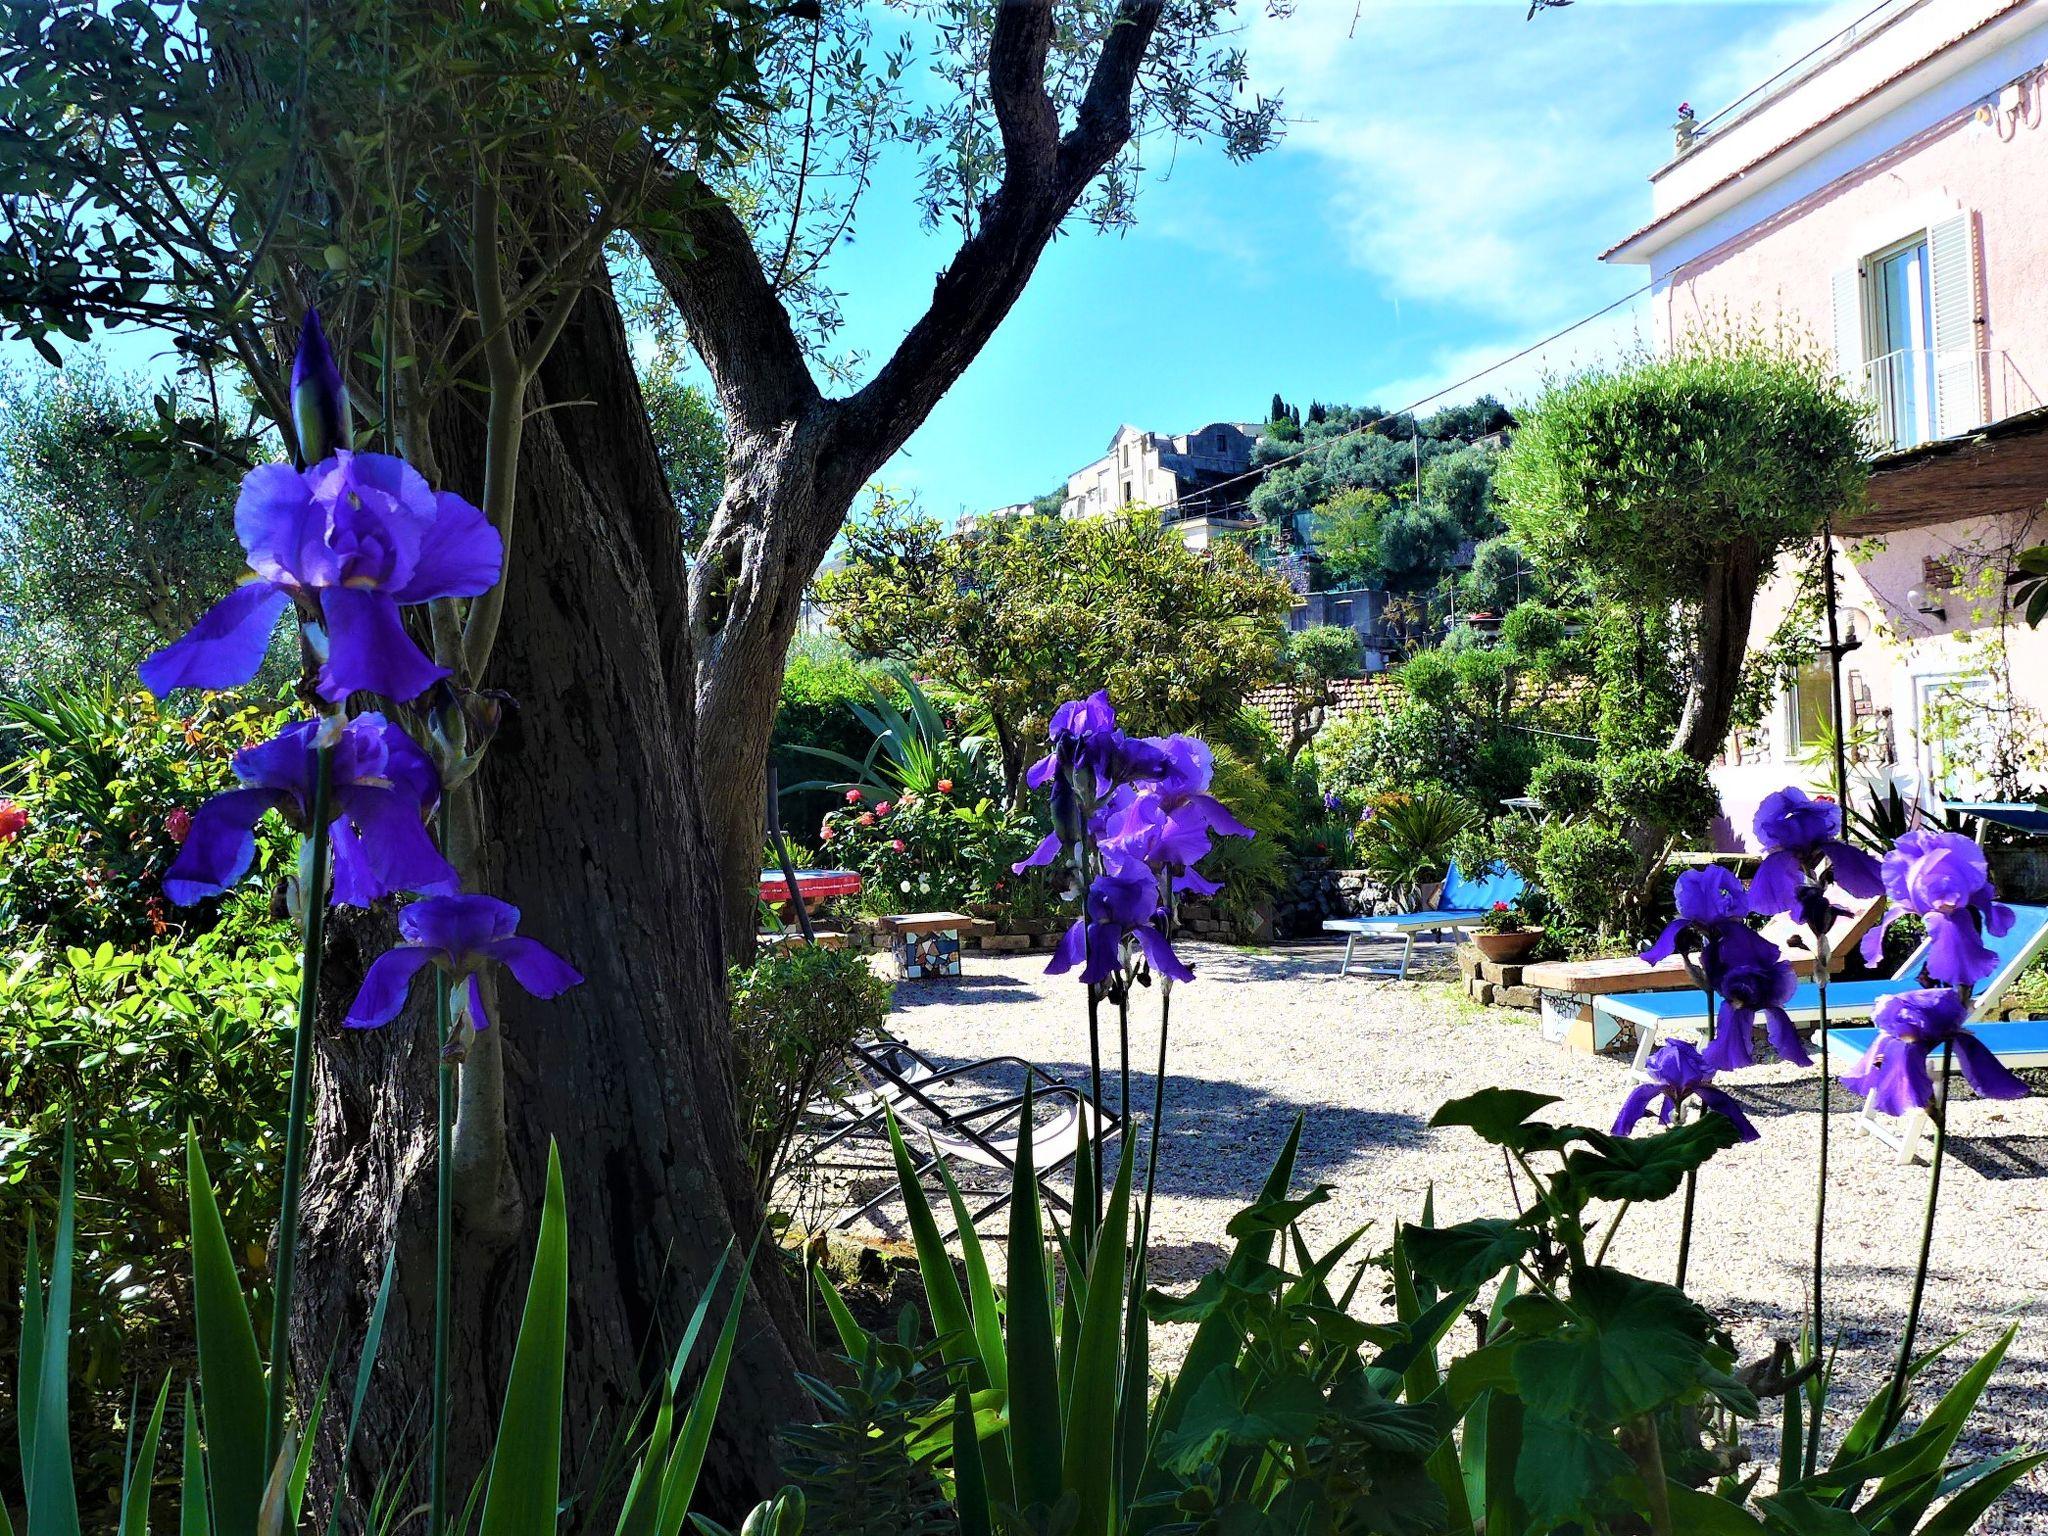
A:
290;308;352;467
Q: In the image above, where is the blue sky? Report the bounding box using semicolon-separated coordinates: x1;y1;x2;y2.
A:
8;0;1868;521
823;0;1869;519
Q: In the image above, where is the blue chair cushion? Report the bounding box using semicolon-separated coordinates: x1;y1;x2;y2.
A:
1440;861;1524;913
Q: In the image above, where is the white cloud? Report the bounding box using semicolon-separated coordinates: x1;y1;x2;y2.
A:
1237;0;1870;325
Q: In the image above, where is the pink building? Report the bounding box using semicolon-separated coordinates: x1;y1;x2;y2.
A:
1604;0;2048;838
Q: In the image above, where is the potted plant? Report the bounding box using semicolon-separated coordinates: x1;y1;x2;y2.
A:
1472;900;1543;962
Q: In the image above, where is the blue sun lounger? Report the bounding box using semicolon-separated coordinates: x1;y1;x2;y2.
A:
1598;904;2048;1071
1324;863;1524;980
1824;1016;2048;1162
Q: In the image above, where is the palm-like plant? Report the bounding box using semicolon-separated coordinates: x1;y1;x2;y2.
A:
784;662;989;800
1355;786;1476;905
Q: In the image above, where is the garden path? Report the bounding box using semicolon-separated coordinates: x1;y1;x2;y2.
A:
852;939;2048;1529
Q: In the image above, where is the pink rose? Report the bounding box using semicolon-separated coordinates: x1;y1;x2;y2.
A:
165;807;193;844
844;788;863;804
891;838;906;852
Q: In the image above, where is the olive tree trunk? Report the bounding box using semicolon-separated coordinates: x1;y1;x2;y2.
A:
296;289;811;1517
1671;533;1765;764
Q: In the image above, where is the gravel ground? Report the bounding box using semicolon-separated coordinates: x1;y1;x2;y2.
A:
832;936;2048;1531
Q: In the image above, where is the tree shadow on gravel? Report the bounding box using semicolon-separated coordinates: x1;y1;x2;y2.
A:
888;972;1039;1009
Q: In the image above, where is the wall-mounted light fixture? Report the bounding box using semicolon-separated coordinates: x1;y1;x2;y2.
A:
1906;585;1948;621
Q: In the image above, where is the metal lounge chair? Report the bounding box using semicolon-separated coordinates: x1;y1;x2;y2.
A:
1322;862;1525;979
802;1037;1118;1234
1600;904;2048;1072
1823;1017;2048;1163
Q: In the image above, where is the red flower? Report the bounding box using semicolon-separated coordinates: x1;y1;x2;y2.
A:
875;801;893;817
820;826;836;843
858;812;875;827
844;788;863;804
1492;900;1509;912
0;800;24;844
165;807;194;844
937;779;953;793
890;838;906;852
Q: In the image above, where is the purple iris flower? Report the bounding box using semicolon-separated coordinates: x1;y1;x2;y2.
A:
1144;735;1254;840
1870;829;2015;986
1641;866;1751;965
1613;1039;1759;1142
345;894;582;1032
290;309;351;466
1748;786;1883;930
1096;789;1222;895
1701;924;1807;1071
139;451;501;703
163;714;456;908
1839;986;2028;1115
1046;849;1193;986
1024;690;1118;791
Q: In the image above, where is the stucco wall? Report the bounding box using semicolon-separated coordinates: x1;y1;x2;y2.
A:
1656;76;2048;417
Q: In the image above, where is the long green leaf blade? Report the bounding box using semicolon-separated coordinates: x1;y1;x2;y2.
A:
884;1111;975;1368
17;1219;43;1505
654;1248;754;1536
179;1387;208;1536
1064;1137;1135;1536
478;1144;570;1536
120;1374;174;1536
186;1130;266;1536
1005;1081;1063;1515
27;1131;79;1536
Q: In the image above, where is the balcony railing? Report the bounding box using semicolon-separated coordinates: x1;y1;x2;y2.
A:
1859;348;2042;453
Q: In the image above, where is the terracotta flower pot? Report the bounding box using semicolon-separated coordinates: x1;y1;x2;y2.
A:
1472;928;1542;963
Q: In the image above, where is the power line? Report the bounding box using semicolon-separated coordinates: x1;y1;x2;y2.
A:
1186;274;1659;510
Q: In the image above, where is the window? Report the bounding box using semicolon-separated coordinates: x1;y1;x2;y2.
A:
1868;235;1938;450
1784;661;1833;757
1122;480;1133;504
1332;600;1353;627
1834;214;1983;449
1215;431;1229;451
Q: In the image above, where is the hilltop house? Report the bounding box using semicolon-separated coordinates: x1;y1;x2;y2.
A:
1059;421;1263;539
1604;0;2048;835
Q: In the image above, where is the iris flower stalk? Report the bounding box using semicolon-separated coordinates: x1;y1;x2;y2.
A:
265;739;333;1471
1747;784;1884;1436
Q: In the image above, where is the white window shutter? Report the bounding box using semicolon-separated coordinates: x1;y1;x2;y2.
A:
1832;266;1865;391
1928;212;1986;437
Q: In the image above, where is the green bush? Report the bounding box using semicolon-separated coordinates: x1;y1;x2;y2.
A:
0;932;295;1419
773;652;900;844
1197;742;1295;930
819;782;1048;917
1356;786;1476;901
1314;700;1478;801
1498;600;1565;658
1395;648;1458;709
1527;757;1601;818
1602;747;1720;840
729;942;893;1210
1534;819;1635;935
0;687;293;948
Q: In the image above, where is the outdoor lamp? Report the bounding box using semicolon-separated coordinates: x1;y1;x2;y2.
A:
1907;585;1947;621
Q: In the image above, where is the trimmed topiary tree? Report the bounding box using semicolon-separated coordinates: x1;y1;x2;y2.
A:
1498;330;1869;763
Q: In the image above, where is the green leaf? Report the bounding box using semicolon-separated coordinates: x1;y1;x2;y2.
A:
119;1375;173;1536
1430;1088;1566;1148
1864;1324;2016;1528
187;1129;266;1536
1063;1136;1135;1534
1564;1116;1741;1202
652;1244;753;1536
1402;1218;1536;1291
1662;1481;1769;1532
810;1268;867;1362
1756;1490;1870;1534
326;1246;398;1536
478;1144;569;1536
179;1386;207;1536
1913;1450;2048;1536
885;1110;977;1373
1003;1079;1062;1516
952;1388;992;1536
17;1219;43;1505
28;1130;79;1536
1513;1268;1716;1424
1515;1413;1630;1529
934;1157;1007;1394
1223;1184;1332;1238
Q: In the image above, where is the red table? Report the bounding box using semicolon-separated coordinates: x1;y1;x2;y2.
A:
758;868;863;912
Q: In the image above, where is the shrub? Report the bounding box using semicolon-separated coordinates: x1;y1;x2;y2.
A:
729;942;892;1211
1602;747;1720;840
1196;742;1294;931
1499;600;1565;658
1534;819;1635;934
1315;699;1478;800
773;652;899;843
0;687;293;948
1356;786;1475;902
0;932;295;1416
1395;647;1457;709
819;782;1046;916
1527;757;1602;818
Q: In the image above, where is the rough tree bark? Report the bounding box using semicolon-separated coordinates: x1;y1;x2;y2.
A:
298;0;1172;1512
1671;533;1765;764
297;287;811;1514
